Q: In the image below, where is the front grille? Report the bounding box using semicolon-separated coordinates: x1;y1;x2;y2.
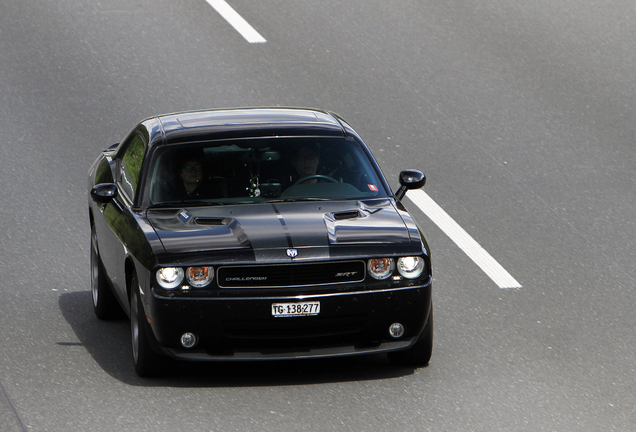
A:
218;261;366;288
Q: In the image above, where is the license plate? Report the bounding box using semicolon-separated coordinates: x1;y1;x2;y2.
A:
272;301;320;317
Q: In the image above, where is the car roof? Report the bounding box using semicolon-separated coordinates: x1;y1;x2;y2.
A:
147;108;354;147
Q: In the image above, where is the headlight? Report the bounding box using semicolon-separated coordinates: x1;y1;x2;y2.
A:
397;256;425;279
186;266;214;288
368;258;395;280
156;267;184;289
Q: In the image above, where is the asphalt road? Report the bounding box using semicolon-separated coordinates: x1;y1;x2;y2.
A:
1;0;635;430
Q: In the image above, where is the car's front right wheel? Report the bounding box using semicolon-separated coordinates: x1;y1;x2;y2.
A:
130;273;165;377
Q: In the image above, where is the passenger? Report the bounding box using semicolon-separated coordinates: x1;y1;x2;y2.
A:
164;151;226;201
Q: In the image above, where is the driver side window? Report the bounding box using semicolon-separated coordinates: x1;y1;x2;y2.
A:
118;134;146;201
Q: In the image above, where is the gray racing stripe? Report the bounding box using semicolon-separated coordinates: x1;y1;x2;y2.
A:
270;203;294;249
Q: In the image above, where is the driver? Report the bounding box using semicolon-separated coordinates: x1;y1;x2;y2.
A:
290;144;320;184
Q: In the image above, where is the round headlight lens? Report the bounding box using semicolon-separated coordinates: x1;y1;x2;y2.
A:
397;256;425;279
186;266;214;288
156;267;184;289
368;258;395;280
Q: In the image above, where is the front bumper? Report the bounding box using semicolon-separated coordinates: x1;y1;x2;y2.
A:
144;282;432;361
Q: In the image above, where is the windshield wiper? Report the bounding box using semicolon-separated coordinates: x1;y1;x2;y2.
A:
265;197;330;203
148;200;225;209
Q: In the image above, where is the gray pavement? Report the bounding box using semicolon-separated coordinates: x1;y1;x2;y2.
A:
0;0;634;430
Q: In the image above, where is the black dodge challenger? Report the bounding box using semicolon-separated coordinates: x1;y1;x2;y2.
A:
88;107;432;376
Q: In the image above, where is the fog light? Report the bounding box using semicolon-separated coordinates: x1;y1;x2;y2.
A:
389;323;405;338
180;332;198;348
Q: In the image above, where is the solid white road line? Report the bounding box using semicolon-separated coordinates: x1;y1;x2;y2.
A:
206;0;266;43
407;189;522;289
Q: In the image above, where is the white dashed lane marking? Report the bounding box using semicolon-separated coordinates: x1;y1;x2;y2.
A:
407;189;522;289
206;0;266;43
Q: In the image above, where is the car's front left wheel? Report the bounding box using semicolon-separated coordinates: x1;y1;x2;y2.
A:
130;273;166;377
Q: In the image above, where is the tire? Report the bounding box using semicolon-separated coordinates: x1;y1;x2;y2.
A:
91;225;121;320
388;305;433;367
130;273;165;377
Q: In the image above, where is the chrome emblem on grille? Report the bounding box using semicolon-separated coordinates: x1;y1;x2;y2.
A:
286;248;298;258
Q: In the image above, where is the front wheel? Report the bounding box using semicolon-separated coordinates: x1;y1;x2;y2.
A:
388;306;433;367
130;274;165;377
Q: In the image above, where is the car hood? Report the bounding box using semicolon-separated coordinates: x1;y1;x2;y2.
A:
146;199;418;263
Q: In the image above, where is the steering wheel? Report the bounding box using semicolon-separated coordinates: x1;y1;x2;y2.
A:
294;175;339;185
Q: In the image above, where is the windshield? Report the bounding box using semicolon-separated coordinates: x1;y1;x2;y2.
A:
145;137;389;207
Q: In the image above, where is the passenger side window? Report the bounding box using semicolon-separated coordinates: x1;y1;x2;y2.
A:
119;134;146;201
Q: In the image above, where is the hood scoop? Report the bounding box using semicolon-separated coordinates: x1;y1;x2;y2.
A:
332;211;360;221
148;209;249;254
323;201;409;245
194;217;226;226
325;202;382;223
176;210;226;226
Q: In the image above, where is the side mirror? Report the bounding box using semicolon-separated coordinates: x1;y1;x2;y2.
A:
90;183;118;204
395;170;426;201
